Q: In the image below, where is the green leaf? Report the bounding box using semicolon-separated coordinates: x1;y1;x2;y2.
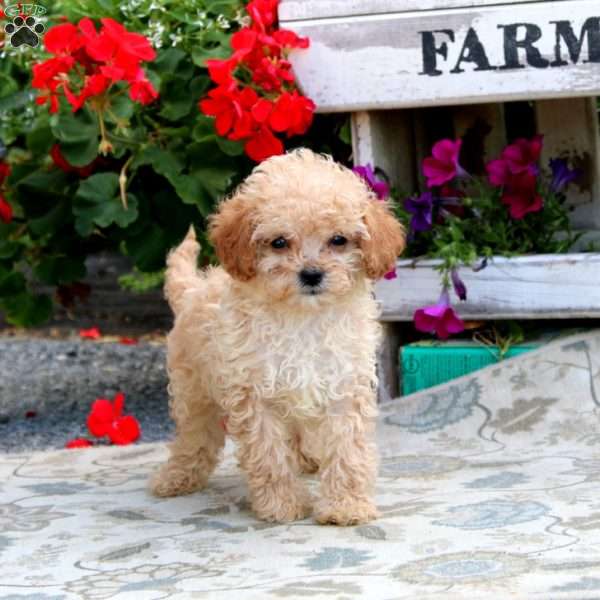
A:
159;79;194;121
216;136;245;157
107;94;135;122
194;166;236;200
125;224;169;272
26;124;54;156
51;107;99;167
0;292;53;327
0;268;25;296
131;146;185;178
34;256;86;285
166;173;211;214
74;173;139;236
154;48;187;74
29;200;71;237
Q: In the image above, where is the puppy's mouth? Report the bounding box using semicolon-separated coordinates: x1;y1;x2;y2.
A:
300;288;324;296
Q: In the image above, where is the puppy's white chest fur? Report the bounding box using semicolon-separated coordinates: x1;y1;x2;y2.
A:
224;301;377;419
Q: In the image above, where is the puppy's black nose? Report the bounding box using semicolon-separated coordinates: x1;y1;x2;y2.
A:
299;268;324;287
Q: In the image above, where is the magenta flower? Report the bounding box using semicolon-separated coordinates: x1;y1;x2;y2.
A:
384;268;397;280
404;191;434;232
414;288;465;339
501;171;543;219
352;164;390;200
502;135;543;175
423;139;466;188
486;159;510;187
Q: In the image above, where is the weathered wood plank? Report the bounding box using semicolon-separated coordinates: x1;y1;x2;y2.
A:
279;0;563;21
283;0;600;112
535;97;600;228
352;110;416;192
375;253;600;320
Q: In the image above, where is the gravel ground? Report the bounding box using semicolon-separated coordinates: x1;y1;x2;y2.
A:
0;339;174;453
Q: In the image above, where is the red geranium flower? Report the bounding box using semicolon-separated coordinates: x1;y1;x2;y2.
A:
87;392;140;445
0;161;10;185
247;0;279;29
245;126;284;162
44;22;83;55
270;91;315;136
80;326;101;340
0;196;12;224
128;70;158;105
200;86;258;139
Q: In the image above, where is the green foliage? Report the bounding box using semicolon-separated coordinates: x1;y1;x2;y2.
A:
0;1;352;326
396;166;579;289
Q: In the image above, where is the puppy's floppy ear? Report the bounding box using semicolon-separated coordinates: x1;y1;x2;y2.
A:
360;199;406;280
209;193;257;281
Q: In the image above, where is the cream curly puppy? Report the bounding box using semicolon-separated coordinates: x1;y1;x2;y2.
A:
150;149;405;525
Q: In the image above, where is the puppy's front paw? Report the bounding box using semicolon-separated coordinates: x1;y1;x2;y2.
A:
149;463;208;497
314;496;379;526
251;485;313;523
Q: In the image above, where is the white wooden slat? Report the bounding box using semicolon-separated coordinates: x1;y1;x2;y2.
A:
283;0;600;112
535;97;600;229
375;254;600;321
279;0;561;21
351;110;416;192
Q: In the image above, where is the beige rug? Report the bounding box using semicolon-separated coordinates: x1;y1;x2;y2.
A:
1;331;600;599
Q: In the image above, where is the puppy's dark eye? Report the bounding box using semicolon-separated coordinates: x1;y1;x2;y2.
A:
271;237;288;249
330;235;348;247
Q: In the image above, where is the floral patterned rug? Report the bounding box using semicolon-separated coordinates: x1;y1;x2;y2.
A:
2;331;600;599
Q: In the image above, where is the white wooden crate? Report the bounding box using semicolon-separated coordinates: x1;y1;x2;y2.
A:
281;0;600;111
280;0;600;397
376;254;600;321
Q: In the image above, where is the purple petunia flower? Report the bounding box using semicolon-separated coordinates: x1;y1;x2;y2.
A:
352;164;390;200
404;191;434;233
451;268;467;301
413;288;465;339
549;158;581;193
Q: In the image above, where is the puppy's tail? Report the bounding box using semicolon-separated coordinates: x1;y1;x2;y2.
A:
164;226;201;313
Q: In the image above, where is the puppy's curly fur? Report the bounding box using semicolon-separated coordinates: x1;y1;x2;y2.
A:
149;149;405;525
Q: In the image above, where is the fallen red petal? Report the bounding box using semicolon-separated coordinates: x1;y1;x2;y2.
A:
80;326;101;340
66;438;94;449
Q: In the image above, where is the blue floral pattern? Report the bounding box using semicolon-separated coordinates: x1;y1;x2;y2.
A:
2;331;600;599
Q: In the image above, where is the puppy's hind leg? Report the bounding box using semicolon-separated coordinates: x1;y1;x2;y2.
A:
150;374;225;497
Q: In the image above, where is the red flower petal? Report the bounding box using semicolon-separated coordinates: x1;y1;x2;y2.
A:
0;196;13;224
119;337;138;345
244;127;284;162
79;326;101;339
44;23;83;55
87;398;116;437
66;438;94;449
113;392;125;418
108;415;140;445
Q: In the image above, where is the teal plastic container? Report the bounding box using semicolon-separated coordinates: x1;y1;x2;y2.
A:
400;341;538;396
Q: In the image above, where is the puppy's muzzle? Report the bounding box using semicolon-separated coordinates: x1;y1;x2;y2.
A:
299;268;324;294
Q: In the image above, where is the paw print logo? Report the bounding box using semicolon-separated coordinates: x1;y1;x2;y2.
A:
4;16;45;48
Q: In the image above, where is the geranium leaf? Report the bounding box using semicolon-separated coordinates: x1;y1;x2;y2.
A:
34;256;86;285
0;292;53;327
74;174;138;236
